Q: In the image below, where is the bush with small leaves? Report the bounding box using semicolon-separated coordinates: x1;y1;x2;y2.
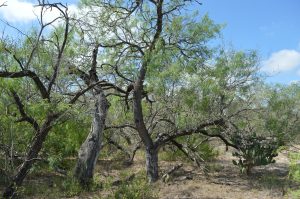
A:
107;170;157;199
288;153;300;197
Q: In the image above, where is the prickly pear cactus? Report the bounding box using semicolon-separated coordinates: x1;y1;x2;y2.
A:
231;133;279;175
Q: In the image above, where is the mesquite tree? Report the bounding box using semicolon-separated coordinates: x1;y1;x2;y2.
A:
73;46;110;186
77;0;271;183
78;0;229;182
0;4;69;196
72;44;126;186
0;2;105;197
64;25;128;184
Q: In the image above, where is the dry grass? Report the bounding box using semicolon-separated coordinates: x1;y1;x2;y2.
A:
0;145;296;199
155;147;291;199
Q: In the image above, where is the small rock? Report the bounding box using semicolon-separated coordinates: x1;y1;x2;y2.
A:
177;175;193;181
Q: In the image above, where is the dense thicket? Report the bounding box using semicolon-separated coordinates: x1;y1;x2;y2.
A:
0;0;300;198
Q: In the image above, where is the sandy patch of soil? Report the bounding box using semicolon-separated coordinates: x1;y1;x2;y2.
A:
155;145;294;199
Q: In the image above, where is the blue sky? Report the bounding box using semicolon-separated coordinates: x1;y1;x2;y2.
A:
199;0;300;84
0;0;299;84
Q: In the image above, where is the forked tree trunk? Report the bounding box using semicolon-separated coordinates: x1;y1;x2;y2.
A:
3;114;58;198
74;89;109;186
145;146;159;182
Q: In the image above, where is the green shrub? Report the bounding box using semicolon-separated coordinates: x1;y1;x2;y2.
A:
231;133;279;174
258;173;286;190
198;141;219;161
107;171;157;199
160;135;218;163
0;168;9;185
159;147;185;162
289;153;300;181
61;175;83;197
288;152;300;198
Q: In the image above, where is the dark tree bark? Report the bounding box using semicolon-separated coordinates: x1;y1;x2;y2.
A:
133;72;160;182
74;87;109;186
124;0;163;182
3;113;59;198
130;0;164;182
145;146;159;182
1;4;71;197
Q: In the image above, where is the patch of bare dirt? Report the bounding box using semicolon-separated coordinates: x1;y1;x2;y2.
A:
156;146;292;199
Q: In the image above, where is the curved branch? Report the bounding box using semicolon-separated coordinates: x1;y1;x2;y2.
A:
100;81;127;94
11;90;40;132
155;118;237;150
150;0;164;50
0;70;49;99
48;5;70;93
69;80;105;104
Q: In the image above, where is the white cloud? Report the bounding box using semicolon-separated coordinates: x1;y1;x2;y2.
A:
0;0;36;22
0;0;77;23
289;80;300;85
261;49;300;74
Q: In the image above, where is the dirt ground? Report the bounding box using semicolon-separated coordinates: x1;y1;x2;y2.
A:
94;144;296;199
156;147;292;199
1;144;298;199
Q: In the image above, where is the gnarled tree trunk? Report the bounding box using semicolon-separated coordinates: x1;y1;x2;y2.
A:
74;88;109;186
145;146;159;182
3;113;59;198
